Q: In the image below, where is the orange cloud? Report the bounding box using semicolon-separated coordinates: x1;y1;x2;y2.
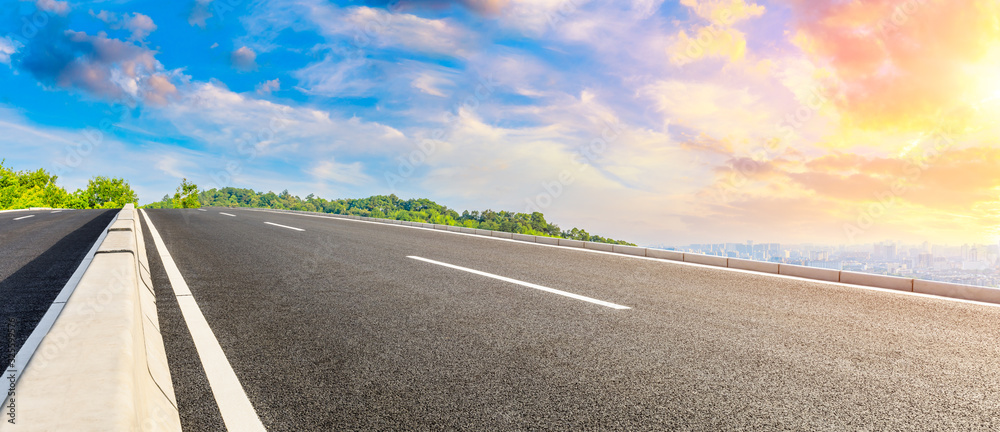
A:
787;0;1000;131
695;144;1000;242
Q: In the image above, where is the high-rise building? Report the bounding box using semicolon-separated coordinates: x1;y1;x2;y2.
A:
874;242;897;260
918;253;933;269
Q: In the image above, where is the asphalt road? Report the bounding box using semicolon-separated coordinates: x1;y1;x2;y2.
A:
0;209;117;368
142;208;1000;431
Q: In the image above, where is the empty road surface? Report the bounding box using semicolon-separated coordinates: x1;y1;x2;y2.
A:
0;209;117;368
133;208;1000;431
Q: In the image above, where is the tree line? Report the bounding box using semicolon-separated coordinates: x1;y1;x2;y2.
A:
146;187;636;246
0;160;138;209
0;160;634;246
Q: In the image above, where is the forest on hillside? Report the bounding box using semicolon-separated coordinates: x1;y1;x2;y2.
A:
145;187;636;246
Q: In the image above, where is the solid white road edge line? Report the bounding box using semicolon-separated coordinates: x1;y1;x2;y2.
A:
264;222;304;231
13;215;35;220
5;211;118;388
219;213;236;217
237;208;1000;310
140;209;267;432
408;256;630;310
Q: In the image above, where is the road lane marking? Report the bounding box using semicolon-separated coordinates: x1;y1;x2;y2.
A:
408;256;630;310
265;222;304;231
219;212;236;217
141;210;267;432
13;215;35;220
51;211;61;213
197;209;207;212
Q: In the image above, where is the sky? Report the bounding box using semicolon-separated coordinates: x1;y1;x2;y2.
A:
1;0;999;247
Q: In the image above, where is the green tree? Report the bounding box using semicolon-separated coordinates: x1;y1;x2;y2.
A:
76;176;138;209
0;160;86;209
173;178;200;208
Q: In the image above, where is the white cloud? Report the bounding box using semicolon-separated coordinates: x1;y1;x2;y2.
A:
309;159;373;186
19;29;178;105
188;0;213;28
255;78;280;95
231;46;257;71
245;0;476;58
293;55;374;97
158;82;407;158
155;155;193;179
35;0;69;15
339;6;475;57
0;106;207;203
498;0;590;35
0;37;20;65
411;73;451;97
92;11;157;41
631;0;665;19
638;80;775;144
125;13;157;41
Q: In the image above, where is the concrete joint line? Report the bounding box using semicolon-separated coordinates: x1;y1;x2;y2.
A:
95;249;137;255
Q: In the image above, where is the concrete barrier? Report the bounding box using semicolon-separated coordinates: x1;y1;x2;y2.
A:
493;232;515;239
558;239;585;248
460;227;476;234
913;280;1000;303
728;258;780;274
684;253;728;267
535;236;559;245
475;229;492;236
779;264;840;282
646;249;684;261
613;245;646;256
584;241;614;252
511;233;534;242
840;271;912;292
1;204;180;431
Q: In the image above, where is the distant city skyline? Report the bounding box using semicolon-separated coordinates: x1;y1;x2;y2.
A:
667;240;1000;288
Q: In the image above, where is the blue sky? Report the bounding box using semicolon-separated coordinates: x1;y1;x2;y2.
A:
2;0;999;245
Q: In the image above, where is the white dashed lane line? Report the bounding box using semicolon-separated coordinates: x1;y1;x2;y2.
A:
408;256;631;310
264;222;304;232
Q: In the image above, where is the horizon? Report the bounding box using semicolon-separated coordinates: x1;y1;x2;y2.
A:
2;0;999;246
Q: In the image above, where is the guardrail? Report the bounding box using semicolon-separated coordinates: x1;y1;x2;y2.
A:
236;207;1000;306
1;204;180;431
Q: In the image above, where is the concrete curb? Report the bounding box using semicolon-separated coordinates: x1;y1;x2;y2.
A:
1;205;180;431
231;207;1000;307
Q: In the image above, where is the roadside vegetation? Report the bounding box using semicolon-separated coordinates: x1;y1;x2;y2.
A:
1;160;633;245
0;160;138;210
145;187;636;246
